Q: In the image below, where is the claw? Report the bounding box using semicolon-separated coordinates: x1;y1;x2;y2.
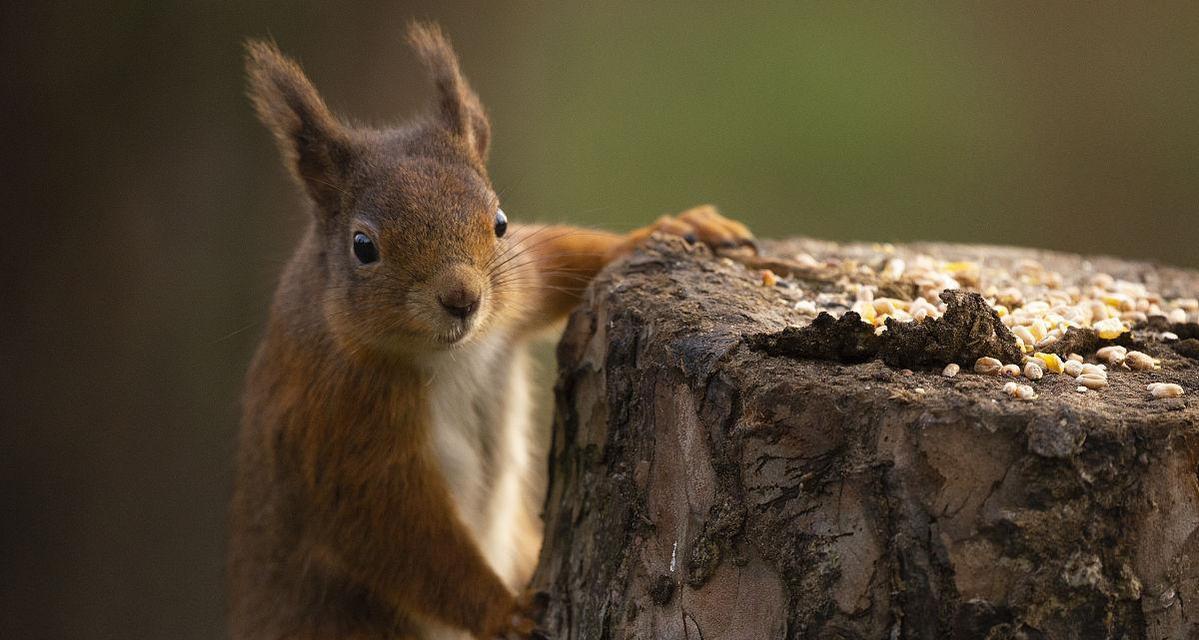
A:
621;205;754;260
510;615;535;634
490;588;552;639
516;588;550;613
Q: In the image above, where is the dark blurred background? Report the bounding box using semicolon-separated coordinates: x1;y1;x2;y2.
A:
2;2;1196;638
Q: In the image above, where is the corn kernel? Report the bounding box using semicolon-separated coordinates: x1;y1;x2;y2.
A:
1029;319;1048;341
1012;327;1036;350
1096;346;1126;365
1148;383;1184;398
1034;352;1065;374
975;357;1003;375
1093;317;1127;340
1126;351;1159;371
851;300;876;324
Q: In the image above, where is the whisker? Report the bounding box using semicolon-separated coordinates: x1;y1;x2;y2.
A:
211;321;262;345
485;228;615;276
481;224;561;271
482;225;569;272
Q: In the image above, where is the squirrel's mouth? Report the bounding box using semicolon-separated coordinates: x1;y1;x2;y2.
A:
437;319;474;345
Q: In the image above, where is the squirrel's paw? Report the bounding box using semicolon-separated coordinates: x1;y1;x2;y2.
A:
491;590;550;640
636;204;757;254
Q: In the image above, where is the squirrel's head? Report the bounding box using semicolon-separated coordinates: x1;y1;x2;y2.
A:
247;23;512;356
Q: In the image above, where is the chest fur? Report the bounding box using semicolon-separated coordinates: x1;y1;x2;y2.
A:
426;334;531;534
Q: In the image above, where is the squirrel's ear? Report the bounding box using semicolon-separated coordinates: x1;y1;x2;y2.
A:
245;39;354;214
406;22;491;162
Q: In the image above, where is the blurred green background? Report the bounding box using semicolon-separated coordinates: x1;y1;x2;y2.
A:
2;2;1196;638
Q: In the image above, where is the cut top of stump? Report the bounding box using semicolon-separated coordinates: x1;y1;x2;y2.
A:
581;237;1199;430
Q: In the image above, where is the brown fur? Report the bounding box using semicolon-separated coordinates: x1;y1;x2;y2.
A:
231;22;751;640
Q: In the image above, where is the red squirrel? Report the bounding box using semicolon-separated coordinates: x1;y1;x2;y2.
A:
230;22;754;640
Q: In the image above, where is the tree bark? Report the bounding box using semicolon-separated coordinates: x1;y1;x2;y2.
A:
530;238;1199;640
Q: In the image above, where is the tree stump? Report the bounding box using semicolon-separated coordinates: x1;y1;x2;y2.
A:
530;237;1199;640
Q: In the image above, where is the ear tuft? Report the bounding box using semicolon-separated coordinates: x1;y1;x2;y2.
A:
406;22;491;161
245;39;351;213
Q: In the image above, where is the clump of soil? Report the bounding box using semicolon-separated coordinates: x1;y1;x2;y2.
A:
1175;322;1199;340
747;311;880;363
750;289;1023;368
1175;338;1199;360
1138;317;1199;360
1044;327;1101;357
1140;317;1199;339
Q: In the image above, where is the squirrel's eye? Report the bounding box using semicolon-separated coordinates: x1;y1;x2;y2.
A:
352;232;379;264
494;208;508;238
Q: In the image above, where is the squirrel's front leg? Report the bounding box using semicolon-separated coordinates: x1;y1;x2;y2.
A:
302;410;541;638
503;204;754;327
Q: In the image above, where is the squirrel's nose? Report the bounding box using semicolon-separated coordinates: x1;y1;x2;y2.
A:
438;291;479;320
